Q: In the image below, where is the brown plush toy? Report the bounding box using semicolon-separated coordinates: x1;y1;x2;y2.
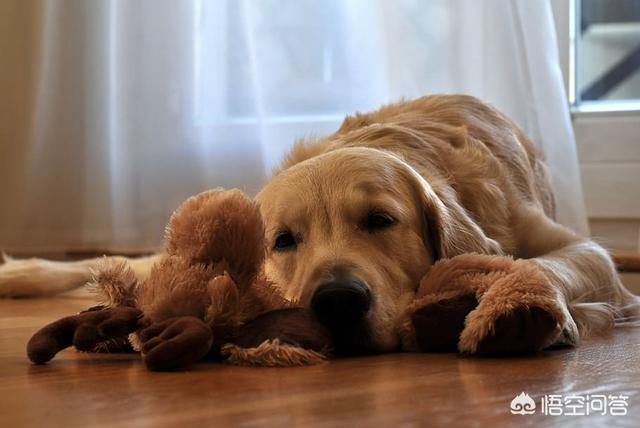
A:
27;189;332;371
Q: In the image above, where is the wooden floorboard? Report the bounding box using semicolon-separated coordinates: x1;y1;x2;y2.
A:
0;298;638;427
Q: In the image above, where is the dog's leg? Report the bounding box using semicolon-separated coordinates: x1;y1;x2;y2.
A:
0;253;161;298
514;209;640;343
400;208;639;354
457;209;639;354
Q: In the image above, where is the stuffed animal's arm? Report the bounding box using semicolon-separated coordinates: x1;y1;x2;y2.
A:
399;254;565;354
27;306;142;364
138;316;213;371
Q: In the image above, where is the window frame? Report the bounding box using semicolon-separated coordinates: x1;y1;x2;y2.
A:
565;0;640;113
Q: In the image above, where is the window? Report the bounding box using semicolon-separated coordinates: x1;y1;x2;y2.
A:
554;0;640;253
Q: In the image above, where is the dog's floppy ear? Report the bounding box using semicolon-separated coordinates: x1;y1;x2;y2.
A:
413;175;503;261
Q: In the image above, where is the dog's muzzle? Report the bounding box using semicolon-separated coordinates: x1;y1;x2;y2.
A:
311;277;371;329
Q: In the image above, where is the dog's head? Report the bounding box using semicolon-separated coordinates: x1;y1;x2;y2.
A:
256;146;498;354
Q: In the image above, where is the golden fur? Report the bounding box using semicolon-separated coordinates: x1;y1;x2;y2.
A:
255;94;638;351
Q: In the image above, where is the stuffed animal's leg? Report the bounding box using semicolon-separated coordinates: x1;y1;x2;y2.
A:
221;308;332;366
456;257;564;354
27;306;142;364
139;316;213;371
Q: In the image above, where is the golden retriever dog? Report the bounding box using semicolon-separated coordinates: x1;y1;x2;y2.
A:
1;94;637;354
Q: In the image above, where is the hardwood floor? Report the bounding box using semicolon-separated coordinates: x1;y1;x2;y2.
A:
1;298;638;428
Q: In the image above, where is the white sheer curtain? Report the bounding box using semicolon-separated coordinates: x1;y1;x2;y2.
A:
0;0;587;253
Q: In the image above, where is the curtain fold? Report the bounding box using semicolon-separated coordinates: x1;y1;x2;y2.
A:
0;0;587;253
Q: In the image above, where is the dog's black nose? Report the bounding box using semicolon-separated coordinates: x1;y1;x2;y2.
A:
311;278;371;328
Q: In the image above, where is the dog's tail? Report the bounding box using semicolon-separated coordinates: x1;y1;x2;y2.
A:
0;253;160;299
0;253;96;298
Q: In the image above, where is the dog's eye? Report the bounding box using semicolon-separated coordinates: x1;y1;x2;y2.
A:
274;231;297;251
362;212;395;232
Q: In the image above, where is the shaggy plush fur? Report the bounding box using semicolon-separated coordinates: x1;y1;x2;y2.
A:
164;188;266;288
27;189;332;371
221;340;328;367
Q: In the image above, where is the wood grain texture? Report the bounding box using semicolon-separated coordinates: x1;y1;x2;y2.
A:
1;298;639;428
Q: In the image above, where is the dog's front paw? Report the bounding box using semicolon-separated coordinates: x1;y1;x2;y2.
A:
140;316;213;371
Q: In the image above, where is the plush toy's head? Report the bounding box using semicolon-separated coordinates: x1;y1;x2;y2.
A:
165;188;265;288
